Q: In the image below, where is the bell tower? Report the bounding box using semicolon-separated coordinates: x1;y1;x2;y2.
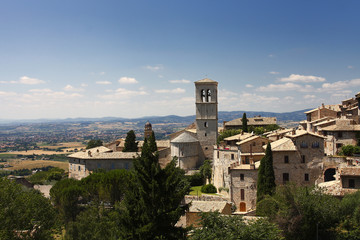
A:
195;78;218;163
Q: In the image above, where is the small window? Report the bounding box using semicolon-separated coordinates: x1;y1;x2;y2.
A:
78;166;81;171
283;173;289;183
284;155;289;164
240;189;245;200
305;173;309;181
338;132;343;138
252;142;256;146
201;89;206;102
231;154;234;160
205;133;207;137
217;151;220;159
300;141;308;148
349;179;355;188
125;163;129;170
204;122;208;128
205;147;208;150
207;89;212;102
240;174;244;181
245;156;250;164
312;141;319;148
301;155;306;163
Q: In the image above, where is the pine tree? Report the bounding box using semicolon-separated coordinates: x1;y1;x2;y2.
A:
119;141;190;240
123;130;138;152
257;142;276;202
242;113;248;133
148;131;157;153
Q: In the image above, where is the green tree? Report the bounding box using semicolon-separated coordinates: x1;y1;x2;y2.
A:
86;139;103;149
0;177;58;240
118;141;190;240
257;142;276;202
242;112;248;133
217;129;241;144
190;211;283;240
123;130;138;152
148;131;157;153
199;159;212;184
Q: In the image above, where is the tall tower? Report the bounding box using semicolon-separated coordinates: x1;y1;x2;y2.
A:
195;78;218;163
144;121;152;139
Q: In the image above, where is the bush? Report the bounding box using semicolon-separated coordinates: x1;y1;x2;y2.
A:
186;172;204;186
201;184;217;193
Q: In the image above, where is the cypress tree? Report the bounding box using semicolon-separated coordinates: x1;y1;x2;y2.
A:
148;131;157;153
242;113;248;133
123;130;138;152
119;140;190;240
257;142;276;202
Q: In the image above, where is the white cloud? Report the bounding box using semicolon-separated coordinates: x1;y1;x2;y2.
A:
280;74;326;83
19;76;45;85
29;88;53;93
304;95;316;99
321;78;360;91
63;84;84;92
269;71;280;75
0;91;17;97
118;77;138;84
257;82;302;92
145;65;163;72
81;83;88;87
96;81;112;85
245;84;253;88
169;79;190;84
99;88;148;99
155;88;186;94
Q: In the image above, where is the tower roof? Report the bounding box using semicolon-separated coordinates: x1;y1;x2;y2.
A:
171;132;199;143
195;78;218;84
145;121;152;127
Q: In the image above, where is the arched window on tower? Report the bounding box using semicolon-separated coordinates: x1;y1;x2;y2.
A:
201;89;206;102
207;89;211;102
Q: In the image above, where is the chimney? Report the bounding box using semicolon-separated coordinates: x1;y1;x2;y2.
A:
322;103;325;108
292;128;296;135
88;151;92;157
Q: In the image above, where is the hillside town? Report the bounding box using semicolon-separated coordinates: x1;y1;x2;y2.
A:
69;78;360;221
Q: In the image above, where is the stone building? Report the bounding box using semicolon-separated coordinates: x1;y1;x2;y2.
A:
170;131;200;169
223;116;277;131
68;146;138;180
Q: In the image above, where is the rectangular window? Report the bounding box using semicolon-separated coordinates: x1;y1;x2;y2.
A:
78;166;81;171
301;155;306;163
217;151;219;159
338;132;343;138
349;179;355;188
312;142;320;148
253;142;256;146
245;156;250;164
283;173;289;183
240;189;245;200
284;155;289;163
300;141;308;148
240;174;244;181
305;173;309;181
231;154;234;160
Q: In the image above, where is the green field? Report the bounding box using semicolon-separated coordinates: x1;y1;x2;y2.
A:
189;186;218;196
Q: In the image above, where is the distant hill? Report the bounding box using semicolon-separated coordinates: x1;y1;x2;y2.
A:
0;109;310;126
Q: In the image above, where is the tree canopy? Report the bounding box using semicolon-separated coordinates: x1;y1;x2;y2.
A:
147;130;157;153
242;112;248;133
123;130;138;152
86;139;103;149
118;140;190;239
257;142;276;202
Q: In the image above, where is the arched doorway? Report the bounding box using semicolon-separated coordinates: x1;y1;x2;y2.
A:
239;202;246;212
324;168;336;182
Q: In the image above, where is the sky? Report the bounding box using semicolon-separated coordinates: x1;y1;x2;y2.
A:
1;0;360;120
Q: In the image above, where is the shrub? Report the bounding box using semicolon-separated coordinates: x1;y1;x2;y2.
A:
186;172;204;186
201;184;217;193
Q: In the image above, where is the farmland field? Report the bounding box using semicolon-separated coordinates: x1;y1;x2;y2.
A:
3;159;68;171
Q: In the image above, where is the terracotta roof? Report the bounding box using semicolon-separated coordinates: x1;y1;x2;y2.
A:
340;167;360;176
224;132;253;141
188;201;230;213
286;130;326;139
194;78;218;84
321;125;360;131
268;138;297;151
171;132;199;143
304;104;341;114
225;117;276;127
69;150;139;160
266;128;293;137
237;135;265;145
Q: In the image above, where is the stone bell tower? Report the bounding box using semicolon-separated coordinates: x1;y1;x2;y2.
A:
195;78;218;163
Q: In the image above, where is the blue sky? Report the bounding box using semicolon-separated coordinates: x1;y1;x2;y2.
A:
1;0;360;119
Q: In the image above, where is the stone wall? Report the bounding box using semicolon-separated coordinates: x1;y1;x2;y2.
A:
230;168;257;212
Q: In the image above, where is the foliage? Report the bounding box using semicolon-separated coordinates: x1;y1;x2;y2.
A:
122;130;138;152
190;211;283;240
217;129;241;144
242;112;248;133
201;183;217;193
86;139;103;149
0;177;58;240
65;205;120;240
118;141;190;240
199;159;212;183
340;144;360;156
248;124;280;136
185;172;204;186
147;131;157;153
256;142;276;202
218;186;229;193
28;167;65;184
260;184;341;240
